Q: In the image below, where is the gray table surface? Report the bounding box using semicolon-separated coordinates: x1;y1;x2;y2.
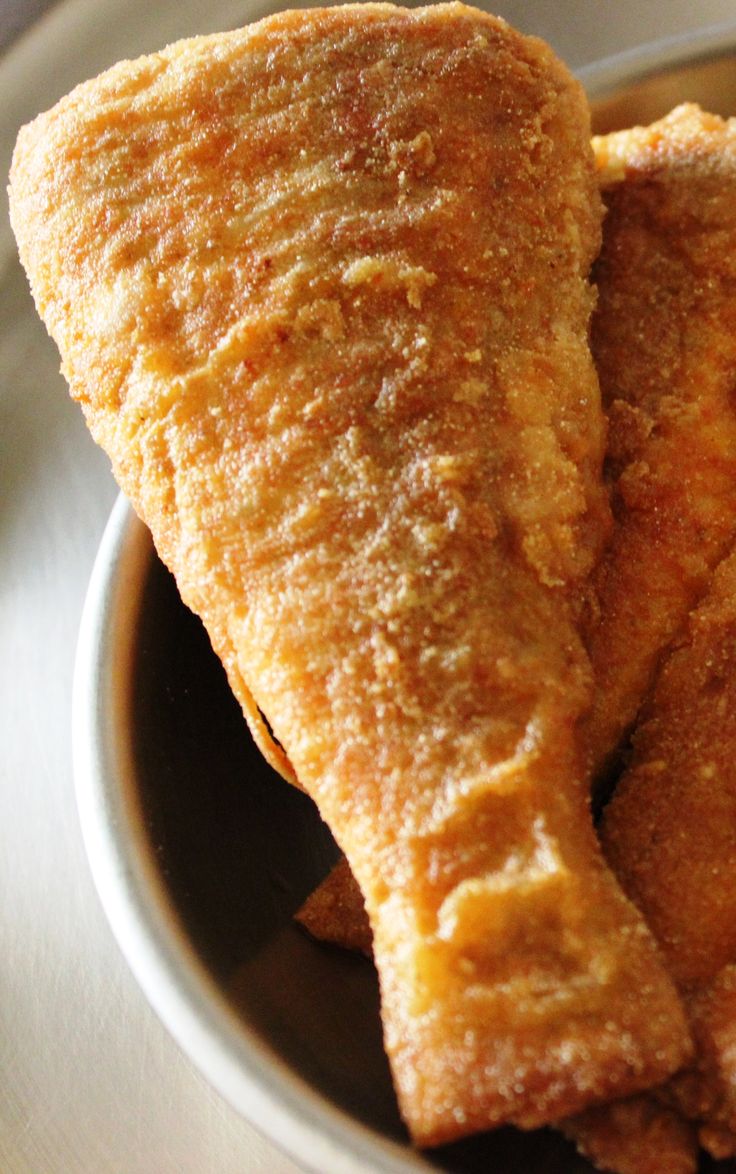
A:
0;0;56;52
3;2;736;1173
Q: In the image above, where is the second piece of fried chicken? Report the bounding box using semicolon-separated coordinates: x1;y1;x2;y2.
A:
603;546;736;1156
585;104;736;784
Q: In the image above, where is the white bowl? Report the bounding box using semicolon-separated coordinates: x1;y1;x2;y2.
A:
73;29;736;1174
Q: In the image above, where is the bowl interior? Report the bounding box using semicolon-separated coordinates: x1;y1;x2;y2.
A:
79;39;736;1174
588;37;736;133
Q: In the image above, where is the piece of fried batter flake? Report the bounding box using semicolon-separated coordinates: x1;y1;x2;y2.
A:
296;855;372;957
9;3;690;1146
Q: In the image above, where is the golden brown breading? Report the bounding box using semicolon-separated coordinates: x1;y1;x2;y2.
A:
295;869;700;1172
9;3;691;1146
295;872;702;1173
568;102;736;1173
674;967;736;1158
560;1094;698;1174
295;101;736;921
603;548;736;1150
560;109;736;1171
584;104;736;782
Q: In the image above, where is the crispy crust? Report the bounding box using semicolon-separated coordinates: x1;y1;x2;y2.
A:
561;1094;698;1174
603;550;736;1144
585;104;736;780
295;855;373;956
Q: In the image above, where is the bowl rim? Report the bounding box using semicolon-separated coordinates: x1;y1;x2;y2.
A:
577;16;736;96
73;24;736;1174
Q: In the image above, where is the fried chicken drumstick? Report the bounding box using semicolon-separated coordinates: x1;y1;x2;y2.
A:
9;3;691;1146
